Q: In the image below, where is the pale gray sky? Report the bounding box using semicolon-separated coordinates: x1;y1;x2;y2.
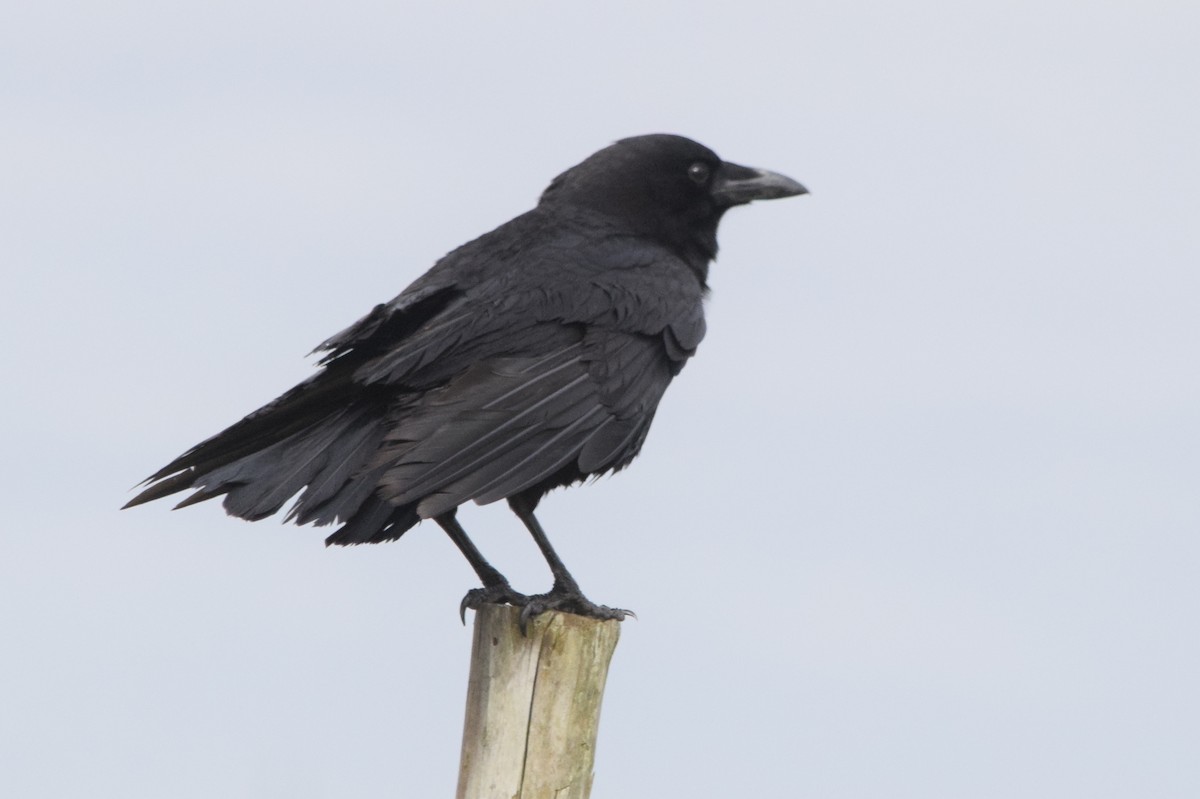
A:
3;2;1198;797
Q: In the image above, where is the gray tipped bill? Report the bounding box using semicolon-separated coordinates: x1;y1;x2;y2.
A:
712;162;808;206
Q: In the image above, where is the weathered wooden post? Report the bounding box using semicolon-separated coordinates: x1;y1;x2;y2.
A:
456;604;621;799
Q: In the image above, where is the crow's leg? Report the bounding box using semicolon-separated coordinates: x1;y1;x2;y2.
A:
508;493;631;630
435;510;527;622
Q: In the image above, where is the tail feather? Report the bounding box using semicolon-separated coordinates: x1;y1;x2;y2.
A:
124;379;405;541
122;470;204;509
211;411;360;521
285;419;387;525
323;495;420;546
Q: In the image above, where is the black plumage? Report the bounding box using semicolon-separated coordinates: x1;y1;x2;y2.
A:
124;134;807;622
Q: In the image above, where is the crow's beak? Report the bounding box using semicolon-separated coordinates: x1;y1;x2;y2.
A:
712;162;808;206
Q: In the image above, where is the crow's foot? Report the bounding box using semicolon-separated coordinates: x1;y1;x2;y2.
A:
518;589;633;633
459;583;529;624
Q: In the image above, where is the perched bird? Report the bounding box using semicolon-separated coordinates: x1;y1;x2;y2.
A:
124;134;807;623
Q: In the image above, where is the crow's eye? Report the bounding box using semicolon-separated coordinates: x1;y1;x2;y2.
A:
687;162;711;185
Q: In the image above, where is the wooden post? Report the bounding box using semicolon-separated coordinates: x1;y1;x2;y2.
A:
456;604;621;799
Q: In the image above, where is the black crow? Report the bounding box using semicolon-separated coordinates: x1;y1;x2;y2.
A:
125;134;806;623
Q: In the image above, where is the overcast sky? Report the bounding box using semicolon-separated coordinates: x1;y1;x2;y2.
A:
3;2;1198;797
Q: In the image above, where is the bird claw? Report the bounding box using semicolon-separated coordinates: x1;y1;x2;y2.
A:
517;591;633;634
459;584;529;624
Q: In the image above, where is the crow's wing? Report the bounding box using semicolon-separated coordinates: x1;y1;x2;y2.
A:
371;324;678;520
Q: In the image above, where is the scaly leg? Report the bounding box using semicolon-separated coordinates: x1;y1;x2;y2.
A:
508;493;631;631
435;510;527;622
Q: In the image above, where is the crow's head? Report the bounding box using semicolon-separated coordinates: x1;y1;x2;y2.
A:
540;134;806;268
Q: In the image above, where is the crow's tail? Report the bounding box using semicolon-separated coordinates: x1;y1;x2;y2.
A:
123;376;421;545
